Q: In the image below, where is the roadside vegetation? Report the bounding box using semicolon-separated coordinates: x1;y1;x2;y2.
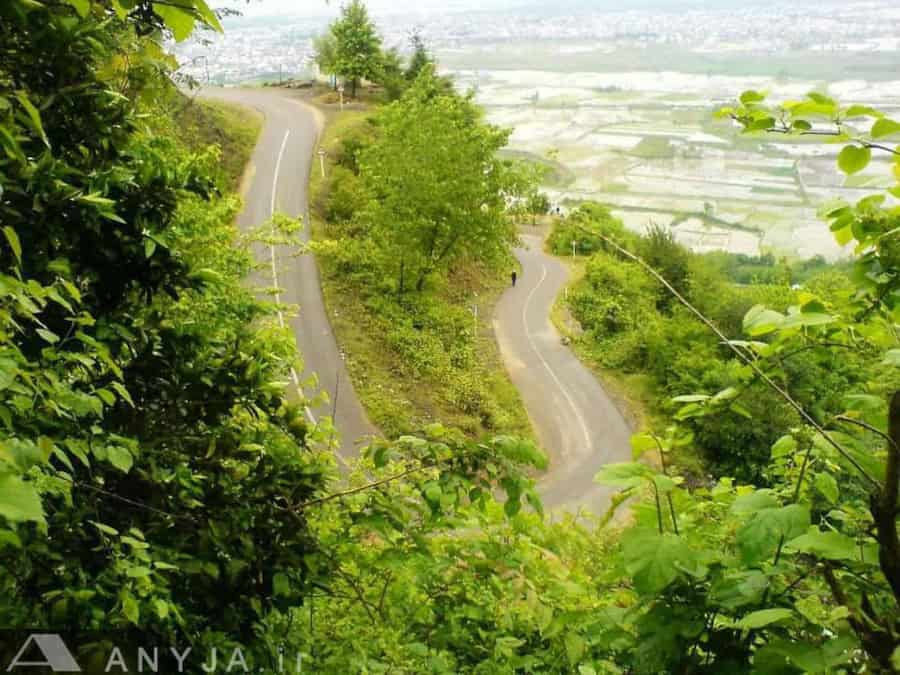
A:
170;96;262;189
4;0;900;672
309;69;533;439
549;204;872;481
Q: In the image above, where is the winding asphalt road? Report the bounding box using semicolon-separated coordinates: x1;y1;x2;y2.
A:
495;231;633;514
202;87;632;512
200;87;374;461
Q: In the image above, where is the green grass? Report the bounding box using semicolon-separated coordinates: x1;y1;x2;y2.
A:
308;108;533;441
171;97;263;190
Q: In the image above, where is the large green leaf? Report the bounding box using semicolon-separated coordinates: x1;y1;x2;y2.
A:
837;145;871;175
785;528;857;561
623;532;702;594
737;504;810;565
0;474;45;524
871;118;900;139
736;608;793;630
152;3;196;42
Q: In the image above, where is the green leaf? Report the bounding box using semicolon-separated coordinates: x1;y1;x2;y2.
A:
15;92;49;147
110;382;134;407
739;90;766;105
89;520;119;536
736;608;793;630
814;473;839;504
565;633;585;665
36;328;59;344
0;474;45;525
843;105;880;119
153;599;169;619
730;490;779;514
273;571;290;597
623;532;700;594
630;433;658;460
423;482;442;504
192;0;222;32
595;462;652;489
3;227;22;265
786;528;857;561
106;445;133;473
743;305;784;336
121;592;139;624
126;566;152;578
737;504;810;565
65;0;90;17
152;3;196;42
837;145;871;175
871;118;900;139
771;435;797;459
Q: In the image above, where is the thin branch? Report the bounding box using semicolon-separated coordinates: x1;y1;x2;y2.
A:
835;414;898;450
293;463;431;510
575;226;880;488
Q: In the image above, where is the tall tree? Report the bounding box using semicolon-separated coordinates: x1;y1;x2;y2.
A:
331;0;382;98
405;29;432;82
359;67;529;292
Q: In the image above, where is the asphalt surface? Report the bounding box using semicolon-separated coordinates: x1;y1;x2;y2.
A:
494;231;633;514
201;87;632;513
200;87;375;461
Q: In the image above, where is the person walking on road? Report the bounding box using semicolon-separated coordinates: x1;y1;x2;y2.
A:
511;270;518;287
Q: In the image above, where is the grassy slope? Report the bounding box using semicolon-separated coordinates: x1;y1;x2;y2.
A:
171;97;263;190
308;106;533;440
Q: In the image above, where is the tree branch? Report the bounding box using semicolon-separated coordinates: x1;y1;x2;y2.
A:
573;226;880;487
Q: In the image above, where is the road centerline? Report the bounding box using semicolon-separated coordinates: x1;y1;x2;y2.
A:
268;129;318;427
520;259;593;457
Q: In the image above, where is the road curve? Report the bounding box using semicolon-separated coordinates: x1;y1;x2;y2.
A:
201;87;631;513
199;87;375;461
494;230;633;514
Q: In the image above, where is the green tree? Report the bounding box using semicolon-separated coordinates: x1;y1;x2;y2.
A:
526;191;551;225
359;68;528;292
331;0;382;98
405;29;432;81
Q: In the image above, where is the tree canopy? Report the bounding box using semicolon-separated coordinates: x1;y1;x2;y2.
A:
330;0;383;97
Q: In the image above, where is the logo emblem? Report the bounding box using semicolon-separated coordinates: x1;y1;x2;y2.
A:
7;634;81;672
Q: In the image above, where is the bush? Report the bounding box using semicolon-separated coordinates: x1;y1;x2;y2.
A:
547;201;638;256
325;166;369;223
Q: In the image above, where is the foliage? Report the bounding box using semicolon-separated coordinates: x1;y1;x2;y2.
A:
406;30;433;82
0;1;545;670
358;67;528;293
9;4;900;673
330;0;383;98
553;204;875;480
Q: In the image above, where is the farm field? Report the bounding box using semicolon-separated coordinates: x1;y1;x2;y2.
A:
450;63;900;258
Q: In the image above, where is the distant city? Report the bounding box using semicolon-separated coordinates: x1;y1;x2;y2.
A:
174;0;900;258
175;1;900;85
